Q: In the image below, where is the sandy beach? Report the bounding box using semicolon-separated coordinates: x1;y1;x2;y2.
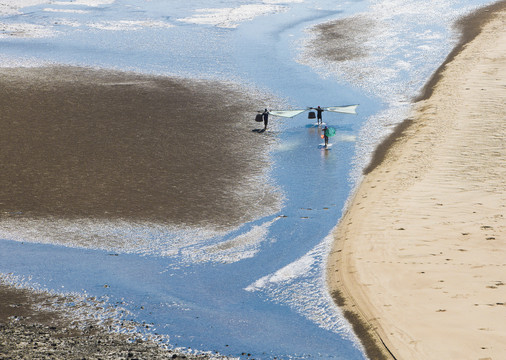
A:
328;1;506;359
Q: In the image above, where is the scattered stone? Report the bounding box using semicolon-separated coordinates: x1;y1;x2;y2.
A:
0;284;225;360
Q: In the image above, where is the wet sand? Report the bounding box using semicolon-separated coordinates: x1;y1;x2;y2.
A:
0;66;280;358
327;2;506;359
0;66;280;229
0;283;220;359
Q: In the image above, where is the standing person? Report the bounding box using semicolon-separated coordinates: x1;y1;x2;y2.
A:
310;106;324;124
322;125;329;147
262;109;269;131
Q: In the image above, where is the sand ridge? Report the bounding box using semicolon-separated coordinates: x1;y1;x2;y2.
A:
328;3;506;360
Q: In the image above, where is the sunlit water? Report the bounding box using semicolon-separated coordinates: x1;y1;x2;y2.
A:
0;0;496;358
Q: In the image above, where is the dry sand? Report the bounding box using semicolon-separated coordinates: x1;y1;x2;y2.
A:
328;2;506;360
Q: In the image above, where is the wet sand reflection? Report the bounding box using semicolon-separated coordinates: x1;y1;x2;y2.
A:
0;67;281;232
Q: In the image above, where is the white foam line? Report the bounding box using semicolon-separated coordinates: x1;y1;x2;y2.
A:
43;8;89;13
88;20;174;31
0;216;282;265
177;4;288;29
0;217;226;257
0;1;48;16
181;217;279;264
52;0;115;6
0;0;115;16
264;0;302;3
245;233;363;350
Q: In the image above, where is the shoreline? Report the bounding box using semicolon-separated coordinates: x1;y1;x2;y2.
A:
328;1;506;359
0;283;218;359
364;0;506;176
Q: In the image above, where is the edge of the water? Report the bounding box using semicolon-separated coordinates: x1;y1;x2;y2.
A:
328;1;506;359
363;0;506;176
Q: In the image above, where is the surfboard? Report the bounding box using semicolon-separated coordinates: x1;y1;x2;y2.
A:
324;104;359;114
318;143;332;149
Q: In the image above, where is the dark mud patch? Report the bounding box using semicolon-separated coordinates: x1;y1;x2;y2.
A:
0;66;280;230
331;289;393;360
306;15;377;62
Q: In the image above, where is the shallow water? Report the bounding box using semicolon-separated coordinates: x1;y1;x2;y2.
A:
0;0;497;358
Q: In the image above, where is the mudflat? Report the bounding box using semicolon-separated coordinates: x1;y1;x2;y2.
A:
0;66;278;359
0;67;279;229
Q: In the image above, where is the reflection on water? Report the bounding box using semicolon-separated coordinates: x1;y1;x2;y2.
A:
0;67;282;247
0;67;281;261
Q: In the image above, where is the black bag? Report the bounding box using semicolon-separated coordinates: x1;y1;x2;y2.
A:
308;111;316;119
255;114;264;122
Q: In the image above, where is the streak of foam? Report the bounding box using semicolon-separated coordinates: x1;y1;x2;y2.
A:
43;8;90;13
87;20;175;31
264;0;303;3
0;217;226;257
176;4;288;29
0;0;115;16
245;233;363;350
0;216;281;265
349;102;411;187
52;0;115;6
334;134;356;142
0;0;49;16
275;138;302;151
0;0;173;38
180;217;279;264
